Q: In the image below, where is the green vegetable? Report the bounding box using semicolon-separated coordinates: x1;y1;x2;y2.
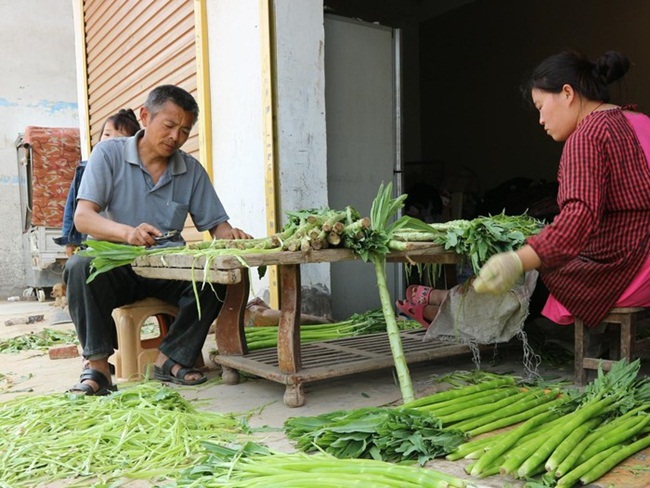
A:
0;383;244;487
0;328;78;353
359;183;435;403
577;434;650;485
284;406;466;465
393;212;544;278
178;441;470;488
241;309;419;351
403;376;516;408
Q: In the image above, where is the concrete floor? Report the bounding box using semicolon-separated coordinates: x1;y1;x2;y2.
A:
0;299;648;487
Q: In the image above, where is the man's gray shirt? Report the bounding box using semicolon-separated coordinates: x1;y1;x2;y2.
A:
77;130;228;237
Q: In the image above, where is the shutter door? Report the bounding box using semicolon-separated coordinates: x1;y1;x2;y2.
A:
83;0;202;241
83;0;198;156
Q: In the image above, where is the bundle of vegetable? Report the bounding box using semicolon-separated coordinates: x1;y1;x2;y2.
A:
80;207;376;281
403;374;565;438
279;206;371;251
282;373;568;469
391;212;544;275
356;183;438;403
81;239;283;283
174;441;475;488
284;406;466;465
242;308;420;351
454;360;650;486
0;328;78;353
0;383;244;487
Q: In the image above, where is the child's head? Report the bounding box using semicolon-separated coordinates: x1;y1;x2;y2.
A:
100;108;141;141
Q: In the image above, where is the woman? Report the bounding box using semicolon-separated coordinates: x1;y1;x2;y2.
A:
473;50;650;328
56;109;141;255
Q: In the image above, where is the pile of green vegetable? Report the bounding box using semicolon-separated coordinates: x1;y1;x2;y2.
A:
0;383;245;487
411;212;544;275
285;406;465;465
282;364;650;487
171;441;473;488
0;328;78;353
457;360;650;486
243;309;420;351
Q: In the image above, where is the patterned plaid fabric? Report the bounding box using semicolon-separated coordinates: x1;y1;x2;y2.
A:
527;106;650;327
23;126;81;227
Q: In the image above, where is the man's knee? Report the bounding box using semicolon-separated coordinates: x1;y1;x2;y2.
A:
64;254;92;281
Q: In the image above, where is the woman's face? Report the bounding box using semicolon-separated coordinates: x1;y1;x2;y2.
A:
531;87;577;142
100;121;131;141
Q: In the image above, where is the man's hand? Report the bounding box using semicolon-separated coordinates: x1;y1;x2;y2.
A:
125;223;162;247
228;227;253;240
212;222;253;240
472;251;523;294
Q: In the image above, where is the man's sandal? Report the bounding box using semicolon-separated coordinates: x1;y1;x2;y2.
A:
154;358;207;386
395;299;431;328
68;368;117;396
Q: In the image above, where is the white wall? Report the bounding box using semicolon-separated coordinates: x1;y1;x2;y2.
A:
0;0;79;297
207;0;269;297
273;0;329;288
206;0;330;299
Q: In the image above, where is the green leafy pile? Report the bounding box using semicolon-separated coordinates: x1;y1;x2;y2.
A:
284;406;466;465
0;328;78;353
428;212;544;275
0;383;245;487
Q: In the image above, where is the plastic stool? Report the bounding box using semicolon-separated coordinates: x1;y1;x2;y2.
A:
574;307;649;386
112;298;179;380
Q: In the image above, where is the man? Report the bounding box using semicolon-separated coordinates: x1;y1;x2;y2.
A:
65;85;251;395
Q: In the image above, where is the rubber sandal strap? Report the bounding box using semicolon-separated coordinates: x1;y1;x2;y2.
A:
69;368;116;396
395;299;431;328
406;285;433;306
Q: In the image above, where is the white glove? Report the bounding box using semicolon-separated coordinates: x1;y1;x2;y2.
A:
472;251;523;294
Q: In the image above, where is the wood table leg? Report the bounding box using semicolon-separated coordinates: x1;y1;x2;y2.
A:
284;383;305;408
215;272;250;355
222;366;241;385
278;264;301;373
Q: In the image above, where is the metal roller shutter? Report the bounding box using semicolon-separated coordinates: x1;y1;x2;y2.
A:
83;0;198;156
82;0;202;241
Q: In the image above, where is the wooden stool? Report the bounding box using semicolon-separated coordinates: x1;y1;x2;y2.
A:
112;298;179;380
574;307;649;386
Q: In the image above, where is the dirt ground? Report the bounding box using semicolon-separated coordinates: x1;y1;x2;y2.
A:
0;298;649;487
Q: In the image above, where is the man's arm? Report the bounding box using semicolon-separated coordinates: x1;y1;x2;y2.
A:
75;199;162;247
209;221;253;240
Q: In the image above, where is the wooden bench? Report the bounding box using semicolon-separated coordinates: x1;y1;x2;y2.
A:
574;307;650;386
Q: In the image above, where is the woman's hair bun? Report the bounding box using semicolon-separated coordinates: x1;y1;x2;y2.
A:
595;51;630;84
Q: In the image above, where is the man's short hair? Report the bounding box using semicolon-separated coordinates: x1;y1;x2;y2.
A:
144;85;199;125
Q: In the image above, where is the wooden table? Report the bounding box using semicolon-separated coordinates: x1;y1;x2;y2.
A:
133;244;473;407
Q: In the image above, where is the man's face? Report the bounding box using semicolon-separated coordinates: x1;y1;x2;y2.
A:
140;101;194;158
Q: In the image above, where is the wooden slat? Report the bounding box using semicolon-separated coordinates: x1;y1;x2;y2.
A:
214;329;474;384
133;267;241;284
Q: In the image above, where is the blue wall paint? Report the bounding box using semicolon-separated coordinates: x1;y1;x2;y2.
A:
0;175;20;185
0;98;77;113
30;100;78;113
0;98;18;107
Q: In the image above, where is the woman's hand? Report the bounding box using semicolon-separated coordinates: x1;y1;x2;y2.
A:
473;251;523;294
